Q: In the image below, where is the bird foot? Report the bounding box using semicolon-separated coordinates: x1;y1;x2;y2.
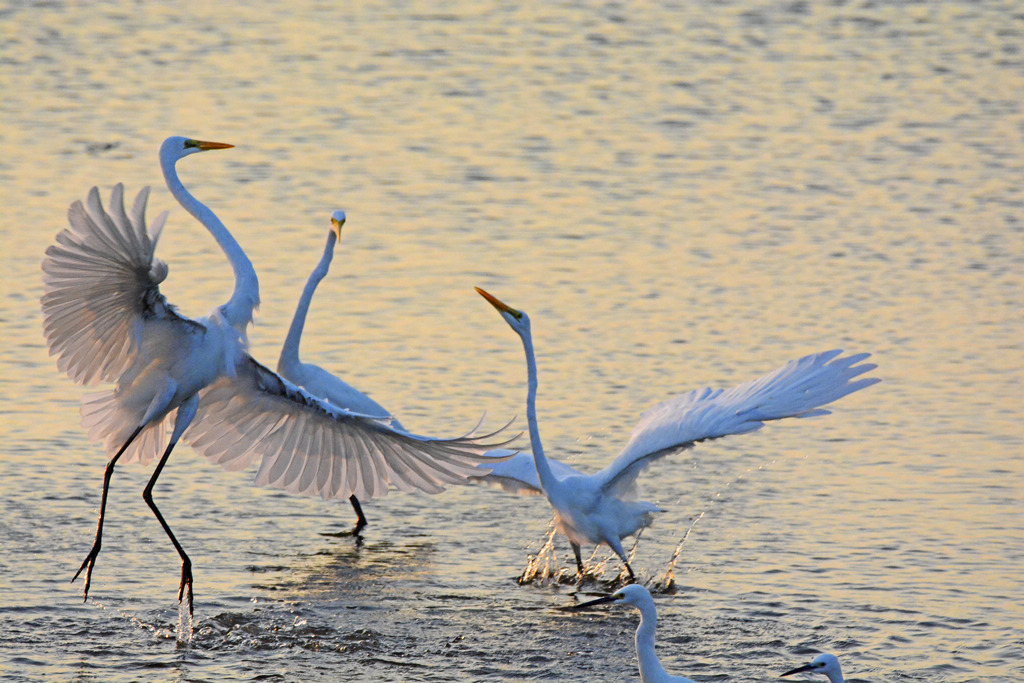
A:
319;523;366;539
71;541;102;601
177;559;194;618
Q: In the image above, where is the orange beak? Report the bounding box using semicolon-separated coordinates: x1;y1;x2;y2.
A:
331;214;345;241
193;139;234;151
475;287;522;318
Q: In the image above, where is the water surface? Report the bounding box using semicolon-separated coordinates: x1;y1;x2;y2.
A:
1;2;1022;681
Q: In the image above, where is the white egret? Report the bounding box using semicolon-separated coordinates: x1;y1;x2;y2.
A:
475;287;879;581
573;584;695;683
277;211;512;531
780;653;846;682
40;136;512;615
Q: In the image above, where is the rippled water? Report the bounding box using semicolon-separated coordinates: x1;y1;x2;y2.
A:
2;2;1022;681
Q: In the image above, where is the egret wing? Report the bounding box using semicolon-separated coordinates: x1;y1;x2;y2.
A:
186;357;517;500
41;184;202;386
476;451;586;495
593;350;879;496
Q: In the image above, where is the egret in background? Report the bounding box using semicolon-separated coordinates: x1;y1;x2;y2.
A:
475;287;879;581
277;211;512;531
780;653;846;682
40;137;512;615
573;584;695;683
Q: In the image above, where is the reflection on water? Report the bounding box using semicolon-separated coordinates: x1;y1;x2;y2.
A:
1;1;1023;681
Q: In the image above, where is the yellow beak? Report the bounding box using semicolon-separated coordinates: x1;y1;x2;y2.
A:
331;216;345;240
192;139;234;151
475;287;522;317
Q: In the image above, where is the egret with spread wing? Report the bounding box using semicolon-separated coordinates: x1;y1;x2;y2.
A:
40;137;512;615
276;211;512;531
475;287;879;581
573;584;696;683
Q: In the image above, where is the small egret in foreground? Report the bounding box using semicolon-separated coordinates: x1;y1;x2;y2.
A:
40;137;512;615
277;211;514;531
781;653;845;682
573;584;695;683
476;287;879;581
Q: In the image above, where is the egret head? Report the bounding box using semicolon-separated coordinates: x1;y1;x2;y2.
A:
330;210;346;240
572;584;653;611
160;136;234;164
476;287;531;338
780;653;843;681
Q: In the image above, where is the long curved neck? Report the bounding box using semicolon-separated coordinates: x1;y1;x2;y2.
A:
279;231;336;371
634;602;670;683
161;150;259;331
520;328;561;495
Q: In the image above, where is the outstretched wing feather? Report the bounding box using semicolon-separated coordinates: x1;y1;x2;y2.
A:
186;357;516;501
593;350;879;496
41;184;199;387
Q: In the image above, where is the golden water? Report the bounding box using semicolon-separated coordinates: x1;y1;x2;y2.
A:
1;2;1022;680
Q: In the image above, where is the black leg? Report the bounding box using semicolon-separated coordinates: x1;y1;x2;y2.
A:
571;542;585;578
72;425;145;601
142;438;193;617
609;540;638;584
349;495;368;533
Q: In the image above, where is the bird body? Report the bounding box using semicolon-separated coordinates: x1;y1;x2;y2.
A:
574;584;695;683
547;473;660;568
278;359;394;423
781;653;845;682
476;287;879;580
80;306;244;464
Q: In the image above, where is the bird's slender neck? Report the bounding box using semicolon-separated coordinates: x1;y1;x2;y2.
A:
633;601;671;683
519;328;561;495
279;231;336;371
160;149;259;332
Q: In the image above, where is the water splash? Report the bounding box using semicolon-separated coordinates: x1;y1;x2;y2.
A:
654;510;705;593
516;521;565;585
653;459;779;593
517;520;648;589
89;598;184;642
517;460;781;592
176;597;194;645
